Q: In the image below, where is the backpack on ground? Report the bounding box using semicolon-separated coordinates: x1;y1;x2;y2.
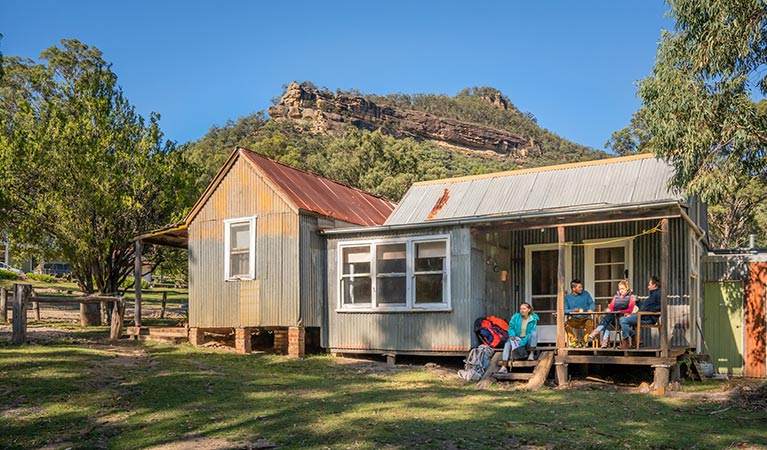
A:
474;315;509;348
457;345;495;381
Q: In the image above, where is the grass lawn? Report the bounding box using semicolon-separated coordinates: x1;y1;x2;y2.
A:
0;327;765;449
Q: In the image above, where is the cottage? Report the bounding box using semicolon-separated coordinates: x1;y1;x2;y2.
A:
134;147;395;356
324;154;708;383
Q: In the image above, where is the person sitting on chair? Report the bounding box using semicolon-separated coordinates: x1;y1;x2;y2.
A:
564;279;595;347
498;302;539;372
587;280;636;348
618;276;661;348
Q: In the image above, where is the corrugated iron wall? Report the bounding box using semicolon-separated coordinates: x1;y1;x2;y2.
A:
188;157;301;328
326;227;476;353
500;219;694;348
299;214;325;328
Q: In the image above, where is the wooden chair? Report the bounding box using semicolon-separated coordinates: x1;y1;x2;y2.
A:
634;312;661;348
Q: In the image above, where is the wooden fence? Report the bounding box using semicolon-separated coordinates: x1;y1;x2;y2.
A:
6;283;126;344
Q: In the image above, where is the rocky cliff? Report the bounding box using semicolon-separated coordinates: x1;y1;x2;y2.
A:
268;83;540;158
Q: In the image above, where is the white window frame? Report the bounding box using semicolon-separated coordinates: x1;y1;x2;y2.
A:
337;235;451;312
584;237;634;305
224;216;257;281
523;243;572;303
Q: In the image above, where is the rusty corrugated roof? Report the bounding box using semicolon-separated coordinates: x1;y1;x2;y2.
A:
240;148;395;226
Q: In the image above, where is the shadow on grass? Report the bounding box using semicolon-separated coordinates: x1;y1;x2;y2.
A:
1;334;766;450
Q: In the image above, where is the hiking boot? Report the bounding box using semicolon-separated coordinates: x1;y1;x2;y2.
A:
617;337;631;349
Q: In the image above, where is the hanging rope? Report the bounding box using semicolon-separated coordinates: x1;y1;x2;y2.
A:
563;220;664;247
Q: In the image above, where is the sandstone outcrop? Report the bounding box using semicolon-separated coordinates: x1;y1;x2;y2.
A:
268;83;541;158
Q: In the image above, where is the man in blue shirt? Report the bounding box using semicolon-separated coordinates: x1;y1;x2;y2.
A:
564;279;595;347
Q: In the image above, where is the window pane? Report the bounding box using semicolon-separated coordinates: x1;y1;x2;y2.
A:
342;277;371;305
377;243;406;273
415;242;445;272
531;295;556;313
536;311;555;326
595;281;614;298
595;246;624;264
531;250;557;296
343;246;371;275
230;223;250;250
415;274;443;303
230;252;249;277
377;276;406;304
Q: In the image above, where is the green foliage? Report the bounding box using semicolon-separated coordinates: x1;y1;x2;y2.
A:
121;276;150;290
0;269;21;280
0;39;200;294
26;273;56;283
623;0;767;248
638;0;767;194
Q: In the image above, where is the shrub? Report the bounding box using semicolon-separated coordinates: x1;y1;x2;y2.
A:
121;277;150;290
0;269;22;280
27;273;56;283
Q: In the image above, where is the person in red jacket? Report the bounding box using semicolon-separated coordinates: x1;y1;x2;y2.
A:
586;279;636;348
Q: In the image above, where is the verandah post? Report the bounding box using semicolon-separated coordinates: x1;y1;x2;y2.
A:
134;239;143;327
556;226;566;350
660;219;669;357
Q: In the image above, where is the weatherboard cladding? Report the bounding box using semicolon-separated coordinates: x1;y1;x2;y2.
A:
385;155;679;226
239;149;395;227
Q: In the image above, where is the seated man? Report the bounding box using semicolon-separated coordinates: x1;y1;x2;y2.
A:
619;276;662;348
564;279;595;347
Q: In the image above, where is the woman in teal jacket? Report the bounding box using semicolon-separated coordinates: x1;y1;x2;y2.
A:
499;302;539;372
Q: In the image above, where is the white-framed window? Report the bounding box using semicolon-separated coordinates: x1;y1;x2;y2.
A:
584;238;633;309
338;235;450;311
224;216;257;281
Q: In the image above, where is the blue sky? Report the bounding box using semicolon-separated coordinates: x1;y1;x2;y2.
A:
1;1;673;151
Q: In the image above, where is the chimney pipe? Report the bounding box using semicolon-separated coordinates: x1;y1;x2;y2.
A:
749;234;756;249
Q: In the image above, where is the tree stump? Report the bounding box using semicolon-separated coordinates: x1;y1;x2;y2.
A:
80;302;101;326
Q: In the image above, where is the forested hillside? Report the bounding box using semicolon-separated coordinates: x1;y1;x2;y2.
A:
185;83;607;202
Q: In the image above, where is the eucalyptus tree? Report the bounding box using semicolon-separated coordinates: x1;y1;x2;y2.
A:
0;39;198;293
639;0;767;196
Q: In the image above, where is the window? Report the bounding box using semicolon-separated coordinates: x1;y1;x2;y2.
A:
224;216;257;280
341;246;372;307
338;236;450;311
585;239;633;309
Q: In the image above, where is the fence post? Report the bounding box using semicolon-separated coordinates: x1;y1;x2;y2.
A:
12;284;31;345
160;292;167;319
0;287;7;323
110;299;126;340
33;300;41;321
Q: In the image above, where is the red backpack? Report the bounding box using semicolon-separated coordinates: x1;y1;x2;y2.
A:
474;315;510;348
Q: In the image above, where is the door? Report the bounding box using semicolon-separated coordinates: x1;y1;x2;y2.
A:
525;244;571;344
703;281;743;376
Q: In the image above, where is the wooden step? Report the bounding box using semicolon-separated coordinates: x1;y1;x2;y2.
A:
127;335;187;344
494;372;533;381
125;326;188;337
